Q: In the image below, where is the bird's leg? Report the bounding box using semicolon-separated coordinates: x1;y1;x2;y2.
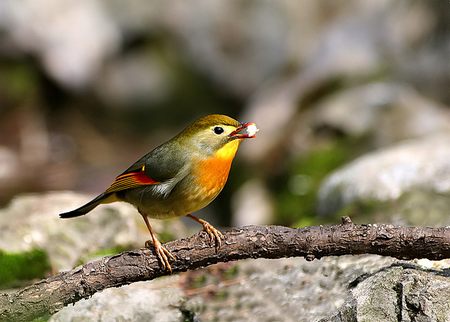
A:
140;212;175;272
186;214;224;249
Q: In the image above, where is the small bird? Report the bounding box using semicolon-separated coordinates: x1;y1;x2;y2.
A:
60;114;258;271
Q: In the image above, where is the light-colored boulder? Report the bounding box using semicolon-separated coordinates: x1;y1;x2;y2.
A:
313;83;450;146
0;192;162;270
50;278;184;322
318;135;450;224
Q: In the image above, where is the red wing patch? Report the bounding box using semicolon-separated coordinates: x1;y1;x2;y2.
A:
105;171;159;194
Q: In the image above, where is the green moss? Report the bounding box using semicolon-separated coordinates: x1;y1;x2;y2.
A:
274;138;362;226
223;265;239;280
191;274;208;289
0;63;38;103
157;230;176;244
31;315;51;322
0;249;51;289
214;289;229;300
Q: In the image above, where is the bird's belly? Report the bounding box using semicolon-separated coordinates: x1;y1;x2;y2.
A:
121;183;221;220
120;157;232;219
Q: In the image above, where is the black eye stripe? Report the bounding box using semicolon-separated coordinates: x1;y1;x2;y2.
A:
213;126;224;135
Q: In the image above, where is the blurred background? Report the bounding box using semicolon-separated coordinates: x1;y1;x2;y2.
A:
1;0;450;319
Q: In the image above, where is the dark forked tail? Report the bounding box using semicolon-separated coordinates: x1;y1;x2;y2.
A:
59;193;112;218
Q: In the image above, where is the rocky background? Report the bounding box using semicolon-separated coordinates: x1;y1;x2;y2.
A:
1;1;450;321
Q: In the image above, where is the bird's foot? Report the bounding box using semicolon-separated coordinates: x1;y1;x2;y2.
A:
200;221;224;250
145;239;176;272
186;214;224;251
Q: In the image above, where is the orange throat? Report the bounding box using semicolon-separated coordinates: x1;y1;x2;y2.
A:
194;140;241;196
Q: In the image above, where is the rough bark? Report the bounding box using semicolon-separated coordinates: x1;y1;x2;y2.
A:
1;218;450;322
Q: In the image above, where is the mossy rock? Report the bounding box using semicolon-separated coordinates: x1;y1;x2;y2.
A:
0;248;51;289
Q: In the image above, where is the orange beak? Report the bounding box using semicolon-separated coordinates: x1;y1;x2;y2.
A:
229;122;259;139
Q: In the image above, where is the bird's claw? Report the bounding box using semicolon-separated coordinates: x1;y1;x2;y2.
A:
145;239;176;272
201;221;224;250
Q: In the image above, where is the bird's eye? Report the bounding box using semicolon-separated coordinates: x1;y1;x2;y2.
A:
213;126;224;135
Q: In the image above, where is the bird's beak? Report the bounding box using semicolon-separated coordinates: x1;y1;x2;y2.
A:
229;122;259;139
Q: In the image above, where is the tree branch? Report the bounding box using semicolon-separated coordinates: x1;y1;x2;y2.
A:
2;218;450;321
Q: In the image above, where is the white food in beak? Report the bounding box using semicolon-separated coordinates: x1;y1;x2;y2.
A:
246;123;259;137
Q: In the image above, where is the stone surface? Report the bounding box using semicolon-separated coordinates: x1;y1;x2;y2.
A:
232;179;274;227
0;147;19;201
42;254;450;321
182;256;450;322
183;256;397;322
50;278;184;322
239;2;433;163
0;192;184;271
0;0;120;89
0;146;18;182
325;264;450;322
313;83;450;147
318;135;450;222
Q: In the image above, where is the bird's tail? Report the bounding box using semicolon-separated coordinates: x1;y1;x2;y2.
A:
59;192;115;218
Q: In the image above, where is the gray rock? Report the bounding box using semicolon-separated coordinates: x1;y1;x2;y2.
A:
232;179;274;227
318;135;450;222
313;83;450;147
160;0;433;98
96;52;173;107
0;146;18;182
182;256;450;322
0;147;19;201
324;264;450;322
50;278;185;322
0;192;168;271
0;0;120;89
240;2;433;163
44;255;450;321
184;256;397;322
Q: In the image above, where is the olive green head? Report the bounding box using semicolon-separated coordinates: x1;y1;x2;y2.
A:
175;114;258;156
